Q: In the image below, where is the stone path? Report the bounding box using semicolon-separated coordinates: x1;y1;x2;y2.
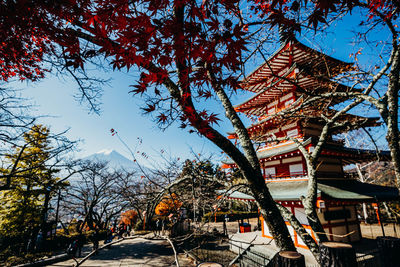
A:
49;237;194;267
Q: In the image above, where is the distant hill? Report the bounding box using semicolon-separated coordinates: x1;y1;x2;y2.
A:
82;149;137;171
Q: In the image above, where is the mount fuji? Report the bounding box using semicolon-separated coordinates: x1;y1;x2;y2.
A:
82;149;137;170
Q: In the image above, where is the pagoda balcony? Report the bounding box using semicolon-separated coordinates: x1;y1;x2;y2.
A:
256;138;303;152
264;170;307;180
263;172;358;181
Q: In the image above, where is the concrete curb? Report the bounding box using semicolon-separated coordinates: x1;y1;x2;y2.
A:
15;253;71;267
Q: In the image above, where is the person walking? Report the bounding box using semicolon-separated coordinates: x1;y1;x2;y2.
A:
90;230;99;254
118;223;125;238
67;239;78;257
77;233;84;257
105;228;113;244
155;219;161;236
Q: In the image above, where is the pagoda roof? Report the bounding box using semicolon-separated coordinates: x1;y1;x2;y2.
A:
240;40;354;93
220;179;399;202
222;138;311;166
227;112;380;140
235;64;357;116
323;144;391;165
267;179;399;201
222;138;390;166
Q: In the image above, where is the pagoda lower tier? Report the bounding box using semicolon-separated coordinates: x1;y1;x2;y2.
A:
227;113;380;142
222;180;399;248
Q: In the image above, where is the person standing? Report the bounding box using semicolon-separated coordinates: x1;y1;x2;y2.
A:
35;231;43;252
155;219;161;236
161;219;166;236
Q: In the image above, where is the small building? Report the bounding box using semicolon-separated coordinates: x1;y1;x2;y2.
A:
222;39;399;248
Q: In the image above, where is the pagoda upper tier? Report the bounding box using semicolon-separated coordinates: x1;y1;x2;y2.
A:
240;40;354;93
230;39;380;142
235;64;358;117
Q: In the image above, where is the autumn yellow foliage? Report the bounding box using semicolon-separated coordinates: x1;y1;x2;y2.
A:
155;193;182;216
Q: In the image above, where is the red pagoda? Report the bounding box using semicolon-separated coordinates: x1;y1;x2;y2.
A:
222;39;399;248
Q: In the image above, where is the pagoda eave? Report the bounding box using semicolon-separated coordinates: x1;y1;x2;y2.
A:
220;179;399;203
240;39;354;92
221;141;391;167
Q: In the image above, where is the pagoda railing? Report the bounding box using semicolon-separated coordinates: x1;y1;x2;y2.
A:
263;172;355;180
264;171;307;180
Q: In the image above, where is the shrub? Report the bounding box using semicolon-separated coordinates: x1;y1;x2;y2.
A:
134;220;144;231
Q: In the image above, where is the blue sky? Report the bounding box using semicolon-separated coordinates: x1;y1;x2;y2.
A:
14;73;230;161
12;8;391;162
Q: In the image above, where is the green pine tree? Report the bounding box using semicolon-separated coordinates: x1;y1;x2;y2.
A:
0;125;63;242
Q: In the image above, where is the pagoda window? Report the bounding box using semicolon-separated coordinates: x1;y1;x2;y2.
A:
267;107;276;114
264;167;276;179
286;129;298;137
268;100;278;108
282;156;302;164
284;99;294;107
282;122;297;130
289;163;304;177
280;92;293;102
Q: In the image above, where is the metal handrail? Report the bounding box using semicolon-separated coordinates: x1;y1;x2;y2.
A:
228;238;271;267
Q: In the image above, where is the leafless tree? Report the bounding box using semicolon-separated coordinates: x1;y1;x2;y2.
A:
61;160;130;232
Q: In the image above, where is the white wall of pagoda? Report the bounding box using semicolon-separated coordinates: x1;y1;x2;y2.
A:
261;203;361;249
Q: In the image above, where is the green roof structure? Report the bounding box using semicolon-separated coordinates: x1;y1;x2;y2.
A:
222;179;399;202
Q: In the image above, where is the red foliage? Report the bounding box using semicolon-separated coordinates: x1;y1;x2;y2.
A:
120;210;138;226
1;0;394;82
0;0;396;140
0;0;93;81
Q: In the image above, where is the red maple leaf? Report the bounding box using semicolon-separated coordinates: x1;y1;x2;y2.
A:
203;90;213;99
207;113;220;125
142;104;156;113
157;113;168;123
130;82;147;95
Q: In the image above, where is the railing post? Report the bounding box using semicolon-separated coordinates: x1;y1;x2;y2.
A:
377;236;400;267
319;242;356;267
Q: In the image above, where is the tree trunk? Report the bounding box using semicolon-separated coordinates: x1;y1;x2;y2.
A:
40;190;51;236
319;242;357;267
247;172;296;251
303;168;328;243
268;251;305;267
381;46;400;187
355;164;369;223
377;236;400;267
207;66;296;251
277;204;320;259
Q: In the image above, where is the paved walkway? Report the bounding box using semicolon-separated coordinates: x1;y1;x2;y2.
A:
230;231;319;267
49;237;194;267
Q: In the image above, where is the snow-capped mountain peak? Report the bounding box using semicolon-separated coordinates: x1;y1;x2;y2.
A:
83;149;136;170
96;149;114;155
